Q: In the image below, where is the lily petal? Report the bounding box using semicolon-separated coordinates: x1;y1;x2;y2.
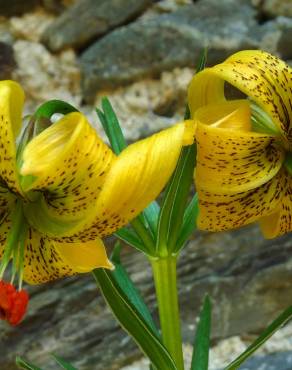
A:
23;228;112;284
197;169;286;231
188;50;292;146
61;123;187;241
195;121;285;194
260;171;292;238
0;81;24;194
21;112;116;235
0;194;16;259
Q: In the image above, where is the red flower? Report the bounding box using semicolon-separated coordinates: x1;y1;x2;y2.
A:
0;280;29;326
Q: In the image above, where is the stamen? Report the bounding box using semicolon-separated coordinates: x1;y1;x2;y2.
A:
0;280;29;326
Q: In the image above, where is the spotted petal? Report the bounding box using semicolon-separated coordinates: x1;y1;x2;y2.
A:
0;195;15;260
23;229;112;284
188;50;292;146
259;171;292;238
197;169;286;231
21;112;116;236
59;123;187;241
195;103;285;194
0;81;24;195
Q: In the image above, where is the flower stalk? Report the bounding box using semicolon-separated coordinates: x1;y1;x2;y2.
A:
151;255;184;370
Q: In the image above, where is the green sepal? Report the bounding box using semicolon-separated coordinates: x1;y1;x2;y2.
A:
92;268;177;370
191;295;212;370
174;194;199;253
111;243;159;335
16;356;43;370
224;305;292;370
51;355;78;370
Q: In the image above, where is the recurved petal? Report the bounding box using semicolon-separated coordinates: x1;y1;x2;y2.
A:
21;112;116;235
23;229;112;284
63;123;187;241
0;193;16;260
197;168;286;232
195;120;285;194
259;171;292;238
0;81;24;194
188;50;292;145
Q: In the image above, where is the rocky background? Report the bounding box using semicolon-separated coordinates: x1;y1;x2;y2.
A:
0;0;292;369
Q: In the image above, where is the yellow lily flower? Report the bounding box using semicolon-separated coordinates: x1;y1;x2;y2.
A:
188;50;292;238
0;80;188;285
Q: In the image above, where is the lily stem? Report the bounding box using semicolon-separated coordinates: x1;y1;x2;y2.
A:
150;255;184;370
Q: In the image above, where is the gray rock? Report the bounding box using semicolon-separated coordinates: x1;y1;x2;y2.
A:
42;0;76;14
1;225;292;369
252;0;292;18
226;351;292;370
80;0;260;101
41;0;152;52
277;18;292;59
0;0;40;17
0;42;16;79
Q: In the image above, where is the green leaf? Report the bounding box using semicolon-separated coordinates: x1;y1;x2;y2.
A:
224;305;292;370
174;193;199;253
92;268;177;370
111;243;159;335
196;48;208;74
34;99;78;120
98;97;127;155
51;355;78;370
191;296;212;370
143;201;160;237
16;357;43;370
115;226;145;252
156;145;196;255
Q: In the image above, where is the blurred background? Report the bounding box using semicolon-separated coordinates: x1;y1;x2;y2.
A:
0;0;292;369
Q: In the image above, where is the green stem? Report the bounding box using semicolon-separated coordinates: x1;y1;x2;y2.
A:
150;255;184;370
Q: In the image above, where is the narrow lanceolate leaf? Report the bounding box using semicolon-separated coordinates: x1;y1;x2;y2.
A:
156;145;196;254
16;356;43;370
111;243;159;335
196;48;208;74
143;201;160;237
191;296;212;370
93;268;177;370
114;227;146;252
224;306;292;370
174;193;199;253
51;354;78;370
99;97;127;154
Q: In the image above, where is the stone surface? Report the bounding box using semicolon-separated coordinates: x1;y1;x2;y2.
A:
252;0;292;18
277;17;292;59
41;0;152;52
1;225;292;369
0;0;40;17
0;41;16;79
80;0;260;101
